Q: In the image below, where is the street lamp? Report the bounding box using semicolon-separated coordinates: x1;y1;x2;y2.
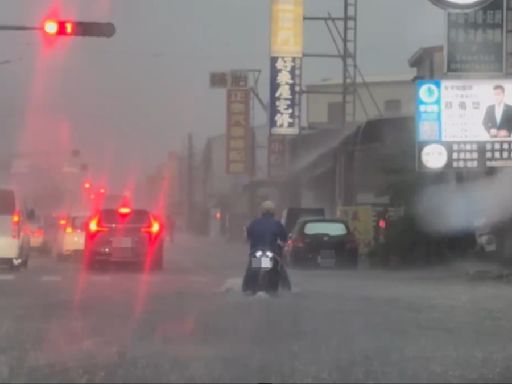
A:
429;0;494;10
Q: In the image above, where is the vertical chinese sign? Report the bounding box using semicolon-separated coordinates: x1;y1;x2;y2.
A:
226;88;252;175
446;0;505;74
268;135;287;179
270;0;304;135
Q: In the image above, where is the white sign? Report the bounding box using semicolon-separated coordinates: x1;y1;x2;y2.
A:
421;144;449;169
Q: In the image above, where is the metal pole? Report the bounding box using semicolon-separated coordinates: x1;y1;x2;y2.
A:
0;25;40;31
341;0;349;128
328;12;383;117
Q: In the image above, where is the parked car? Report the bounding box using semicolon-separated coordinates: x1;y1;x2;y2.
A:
284;217;358;268
55;214;88;261
24;213;48;254
281;207;326;233
0;188;30;270
84;206;164;270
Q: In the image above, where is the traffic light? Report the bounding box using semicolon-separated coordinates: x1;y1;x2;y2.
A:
43;19;116;38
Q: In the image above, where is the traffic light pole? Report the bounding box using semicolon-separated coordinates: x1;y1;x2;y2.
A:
0;25;39;31
0;21;115;38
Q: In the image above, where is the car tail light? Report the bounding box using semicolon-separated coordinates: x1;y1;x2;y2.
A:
141;216;162;237
12;212;20;239
12;212;20;224
346;233;358;249
88;215;107;234
65;226;73;234
293;236;305;247
58;218;67;227
34;229;44;238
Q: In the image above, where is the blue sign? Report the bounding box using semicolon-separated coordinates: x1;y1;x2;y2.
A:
270;56;302;135
416;80;442;142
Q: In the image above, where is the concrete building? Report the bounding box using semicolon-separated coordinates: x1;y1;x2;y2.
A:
305;74;416;128
408;45;444;80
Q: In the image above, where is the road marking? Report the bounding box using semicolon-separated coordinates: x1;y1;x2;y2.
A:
0;275;15;281
41;275;62;282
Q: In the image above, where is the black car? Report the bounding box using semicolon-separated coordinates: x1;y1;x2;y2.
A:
284;218;358;268
84;207;164;270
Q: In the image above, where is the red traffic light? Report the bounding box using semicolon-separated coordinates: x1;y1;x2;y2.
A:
378;219;387;230
43;19;59;35
42;19;115;38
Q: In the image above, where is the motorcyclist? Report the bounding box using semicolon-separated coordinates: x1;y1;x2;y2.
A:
242;200;292;293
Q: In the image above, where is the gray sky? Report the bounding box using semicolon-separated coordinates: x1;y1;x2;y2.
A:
0;0;444;188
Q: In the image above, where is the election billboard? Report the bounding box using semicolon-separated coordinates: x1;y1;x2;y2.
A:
416;79;512;170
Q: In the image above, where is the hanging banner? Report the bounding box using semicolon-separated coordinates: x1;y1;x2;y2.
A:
226;88;251;175
268;134;287;179
270;56;302;135
271;0;304;57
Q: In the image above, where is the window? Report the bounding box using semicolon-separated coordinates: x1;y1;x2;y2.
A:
100;210;151;225
384;99;402;115
303;221;348;236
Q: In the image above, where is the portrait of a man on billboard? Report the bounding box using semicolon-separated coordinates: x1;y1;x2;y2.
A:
482;85;512;139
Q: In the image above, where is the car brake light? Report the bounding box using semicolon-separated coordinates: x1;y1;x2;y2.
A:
12;212;20;239
346;233;358;249
118;206;131;215
35;229;44;238
12;212;20;224
293;237;305;247
88;216;107;234
142;216;161;236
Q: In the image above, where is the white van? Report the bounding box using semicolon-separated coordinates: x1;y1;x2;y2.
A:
0;188;30;270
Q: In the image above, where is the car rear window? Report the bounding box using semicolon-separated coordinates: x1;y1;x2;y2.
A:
0;189;15;216
99;209;150;225
303;221;348;236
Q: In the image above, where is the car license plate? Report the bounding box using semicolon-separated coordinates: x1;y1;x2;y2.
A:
112;237;132;248
318;250;336;267
252;257;272;269
261;257;272;268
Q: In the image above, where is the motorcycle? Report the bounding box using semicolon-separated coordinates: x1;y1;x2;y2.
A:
243;248;281;295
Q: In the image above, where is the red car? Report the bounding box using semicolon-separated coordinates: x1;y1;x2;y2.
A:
84;206;164;270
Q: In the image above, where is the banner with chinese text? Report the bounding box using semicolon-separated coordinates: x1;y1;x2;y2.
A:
271;0;304;57
270;56;302;135
226;88;251;175
268;134;287;179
